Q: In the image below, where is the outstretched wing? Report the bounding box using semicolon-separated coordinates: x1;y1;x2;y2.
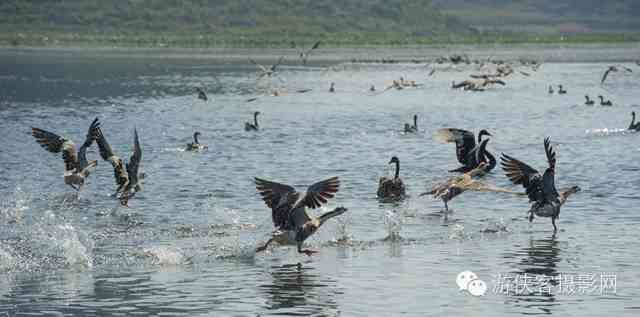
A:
601;68;613;84
500;153;544;203
298;176;340;209
310;40;321;51
435;128;476;165
126;128;142;188
78;117;99;170
542;137;559;200
32;128;79;173
91;124;117;162
272;56;285;72
255;178;297;229
249;58;269;73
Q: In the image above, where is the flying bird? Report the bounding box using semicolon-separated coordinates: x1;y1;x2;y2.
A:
293;40;321;65
601;65;632;84
435;128;496;173
254;176;347;255
92;120;143;206
250;56;285;78
31;118;100;191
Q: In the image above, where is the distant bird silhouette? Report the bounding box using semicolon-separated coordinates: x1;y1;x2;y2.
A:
254;176;346;256
629;112;640;131
292;40;321;65
548;85;554;94
245;111;261;131
329;82;335;93
501;137;580;232
250;56;284;78
598;95;612;106
557;85;567;94
196;87;208;101
584;95;594;106
31;118;100;191
404;115;418;133
185;132;207;151
601;65;632;84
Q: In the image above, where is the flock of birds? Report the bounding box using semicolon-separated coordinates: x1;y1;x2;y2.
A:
29;47;639;256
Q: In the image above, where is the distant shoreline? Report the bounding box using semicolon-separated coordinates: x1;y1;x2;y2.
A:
2;43;639;64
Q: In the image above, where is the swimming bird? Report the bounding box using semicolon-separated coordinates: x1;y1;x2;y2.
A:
598;95;612;106
329;82;335;93
185;131;207;151
420;162;522;211
584;95;594;106
404;115;418;133
377;156;406;200
196;87;208;101
370;85;376;92
548;85;554;94
293;40;321;65
254;176;347;255
250;56;284;78
629;112;640;131
435;128;496;173
92;121;142;206
31;118;100;191
501;137;580;232
245;111;260;131
558;85;567;94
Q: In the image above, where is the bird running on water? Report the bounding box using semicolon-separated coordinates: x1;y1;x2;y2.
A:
501;137;580;232
254;176;347;256
31;118;100;191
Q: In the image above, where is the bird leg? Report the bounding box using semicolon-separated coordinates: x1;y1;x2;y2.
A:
552;218;558;233
443;199;449;212
255;238;274;253
69;184;80;191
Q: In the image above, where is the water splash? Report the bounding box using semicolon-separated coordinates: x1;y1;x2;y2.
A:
137;246;187;266
53;224;94;270
585;128;631;136
383;209;402;241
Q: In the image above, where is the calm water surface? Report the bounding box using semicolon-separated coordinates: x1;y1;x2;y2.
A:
1;50;639;316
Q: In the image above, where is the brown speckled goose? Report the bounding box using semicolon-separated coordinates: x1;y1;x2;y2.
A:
377;156;406;200
31;118;100;191
254;176;346;256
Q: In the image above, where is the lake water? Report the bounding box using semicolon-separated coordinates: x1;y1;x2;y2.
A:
1;49;639;316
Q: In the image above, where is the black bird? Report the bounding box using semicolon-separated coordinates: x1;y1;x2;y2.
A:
601;65;632;84
196;87;208;101
629;112;640;131
329;82;335;93
254;176;347;256
557;85;567;94
501;138;580;232
377;156;406;200
584;95;594;106
31;118;100;191
404;115;418;133
435;128;496;173
598;95;612;106
548;85;554;94
92;120;142;206
245;111;260;131
185;131;207;151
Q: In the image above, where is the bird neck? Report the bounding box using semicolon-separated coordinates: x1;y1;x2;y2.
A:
193;133;199;144
254;114;259;126
631;113;636;129
394;160;400;179
413;116;417;129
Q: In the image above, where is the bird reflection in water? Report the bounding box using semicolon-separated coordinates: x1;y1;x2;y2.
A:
503;234;561;315
258;264;340;316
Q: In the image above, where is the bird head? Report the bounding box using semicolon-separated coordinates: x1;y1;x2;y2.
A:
194;131;201;137
479;129;492;138
254;111;261;117
388;156;400;165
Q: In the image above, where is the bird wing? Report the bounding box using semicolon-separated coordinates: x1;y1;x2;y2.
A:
249;59;268;73
297;176;340;209
126;128;142;188
310;40;321;51
272;56;285;71
91;124;117;162
601;68;612;84
255;178;297;229
542;137;559;200
32;128;79;173
78;118;99;170
500;153;544;203
434;128;476;165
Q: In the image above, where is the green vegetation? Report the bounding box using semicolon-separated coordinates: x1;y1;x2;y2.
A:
0;0;638;47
